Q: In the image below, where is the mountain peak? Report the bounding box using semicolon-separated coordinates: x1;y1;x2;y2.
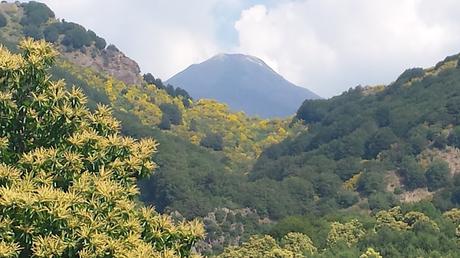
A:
167;54;320;118
209;53;268;68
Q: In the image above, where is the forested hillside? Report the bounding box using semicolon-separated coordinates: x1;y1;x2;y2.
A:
3;1;460;257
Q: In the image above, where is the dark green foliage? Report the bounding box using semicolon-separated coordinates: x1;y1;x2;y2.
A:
61;26;91;49
399;156;426;190
143;73;192;104
364;128;398;159
250;55;460;222
368;192;398;210
94;35;106;50
20;1;55;26
335;157;361;180
296;99;327;124
448;126;460;148
426;160;451;191
313;173;341;197
0;12;7;28
200;133;224;151
160;103;182;125
158;114;171;130
43;23;60;43
357;171;385;195
336;190;359;208
189;119;198;132
22;24;43;40
42;20;107;50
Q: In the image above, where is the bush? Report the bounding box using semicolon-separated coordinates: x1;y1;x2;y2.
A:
368;192;397;210
337;190;359;208
94;36;106;50
365;128;398;158
200;133;224;151
426;160;451;191
43;23;60;43
357;171;385;195
61;27;91;49
22;24;43;40
0;12;7;28
400;156;426;190
159;103;182;125
158;114;171;130
448;126;460;148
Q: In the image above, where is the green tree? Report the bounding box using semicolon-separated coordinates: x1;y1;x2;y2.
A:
22;25;43;40
94;36;107;50
61;27;91;49
20;1;55;26
365;128;398;159
426;160;450;191
399;156;426;190
200;133;224;151
0;39;203;257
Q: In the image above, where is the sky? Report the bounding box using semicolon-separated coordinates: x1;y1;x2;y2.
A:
27;0;460;98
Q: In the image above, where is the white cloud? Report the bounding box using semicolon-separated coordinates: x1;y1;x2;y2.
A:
234;0;460;97
20;0;460;97
36;0;221;79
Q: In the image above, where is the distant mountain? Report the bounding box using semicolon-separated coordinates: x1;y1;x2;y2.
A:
167;53;321;118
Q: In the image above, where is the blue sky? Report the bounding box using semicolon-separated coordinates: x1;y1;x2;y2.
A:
28;0;460;97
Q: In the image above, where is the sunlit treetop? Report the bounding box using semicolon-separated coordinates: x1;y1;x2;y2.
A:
0;38;204;258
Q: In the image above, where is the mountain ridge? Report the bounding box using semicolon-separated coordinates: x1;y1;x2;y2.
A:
167;53;321;118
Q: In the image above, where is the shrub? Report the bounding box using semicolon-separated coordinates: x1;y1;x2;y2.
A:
426;160;451;191
0;12;7;28
200;133;224;151
159;103;182;125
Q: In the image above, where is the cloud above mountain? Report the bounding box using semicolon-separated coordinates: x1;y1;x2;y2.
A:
234;0;460;97
27;0;460;97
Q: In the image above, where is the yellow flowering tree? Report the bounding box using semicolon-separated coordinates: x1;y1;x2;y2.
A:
326;219;365;247
0;39;203;257
218;233;316;258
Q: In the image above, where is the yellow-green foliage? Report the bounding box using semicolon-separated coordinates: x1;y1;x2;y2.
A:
58;57;305;171
343;171;362;191
360;248;382;258
443;209;460;239
280;232;317;255
375;206;439;232
218;234;316;258
443;208;460;224
326;219;365;247
0;39;204;257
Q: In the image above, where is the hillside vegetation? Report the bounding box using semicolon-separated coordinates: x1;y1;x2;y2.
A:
3;1;460;257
